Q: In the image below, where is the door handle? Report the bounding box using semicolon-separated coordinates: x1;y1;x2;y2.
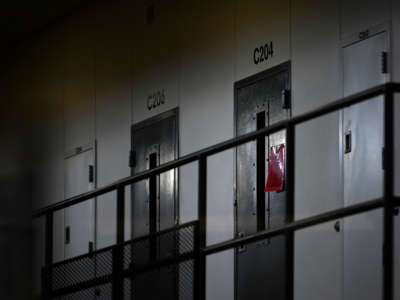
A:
344;131;352;154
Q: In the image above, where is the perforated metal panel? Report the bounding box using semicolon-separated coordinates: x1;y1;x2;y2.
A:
45;221;197;300
53;283;112;300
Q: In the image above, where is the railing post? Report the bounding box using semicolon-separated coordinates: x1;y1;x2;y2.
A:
383;87;394;300
43;212;53;299
113;185;125;300
286;123;295;300
197;155;207;300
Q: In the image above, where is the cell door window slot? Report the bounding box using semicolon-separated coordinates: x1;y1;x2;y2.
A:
148;152;158;233
148;152;158;260
256;111;266;232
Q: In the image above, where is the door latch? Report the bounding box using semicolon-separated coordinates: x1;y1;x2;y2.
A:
344;130;352;154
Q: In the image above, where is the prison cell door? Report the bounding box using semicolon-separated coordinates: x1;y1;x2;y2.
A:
235;64;291;300
343;29;389;300
64;145;96;260
130;109;178;300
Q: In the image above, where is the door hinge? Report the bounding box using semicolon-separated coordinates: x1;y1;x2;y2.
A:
238;232;246;253
281;89;291;109
382;52;388;74
89;165;94;183
129;150;136;168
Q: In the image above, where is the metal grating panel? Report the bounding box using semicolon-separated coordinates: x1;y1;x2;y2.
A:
46;221;198;300
53;283;112;300
51;247;112;292
95;249;113;278
123;222;196;272
123;278;132;300
179;260;195;300
52;255;95;291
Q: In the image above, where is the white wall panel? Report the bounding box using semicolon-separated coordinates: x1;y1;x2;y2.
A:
206;251;235;300
292;0;341;115
235;0;290;80
292;0;343;299
63;10;96;151
295;221;343;300
179;0;235;241
340;0;390;38
94;0;133;249
179;0;235;299
132;0;180;124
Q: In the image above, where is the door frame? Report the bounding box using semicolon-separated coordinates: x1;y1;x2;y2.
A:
130;107;180;239
233;61;292;300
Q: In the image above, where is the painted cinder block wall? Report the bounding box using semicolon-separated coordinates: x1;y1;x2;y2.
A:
9;0;396;298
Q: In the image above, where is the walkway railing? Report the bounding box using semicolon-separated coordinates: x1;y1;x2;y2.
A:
33;82;400;300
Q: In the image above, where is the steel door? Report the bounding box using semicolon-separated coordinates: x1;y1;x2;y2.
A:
235;63;291;300
64;145;96;260
343;30;389;300
131;109;178;300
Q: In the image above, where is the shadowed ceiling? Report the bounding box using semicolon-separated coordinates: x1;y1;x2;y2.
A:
1;0;90;49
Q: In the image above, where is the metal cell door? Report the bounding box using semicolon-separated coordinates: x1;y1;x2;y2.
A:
343;28;389;300
64;144;96;260
130;109;179;300
235;63;291;300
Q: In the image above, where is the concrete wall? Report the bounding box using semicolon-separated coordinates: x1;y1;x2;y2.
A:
2;0;393;298
0;47;33;299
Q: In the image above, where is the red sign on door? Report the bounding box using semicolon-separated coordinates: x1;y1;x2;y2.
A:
265;144;285;192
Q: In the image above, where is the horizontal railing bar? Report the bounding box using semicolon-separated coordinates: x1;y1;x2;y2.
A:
202;197;400;256
32;82;400;218
46;196;400;297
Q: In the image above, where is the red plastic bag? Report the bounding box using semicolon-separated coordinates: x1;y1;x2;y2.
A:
265;144;285;192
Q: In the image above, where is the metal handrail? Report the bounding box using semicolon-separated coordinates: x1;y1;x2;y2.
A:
36;82;400;300
203;197;400;256
32;82;400;218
